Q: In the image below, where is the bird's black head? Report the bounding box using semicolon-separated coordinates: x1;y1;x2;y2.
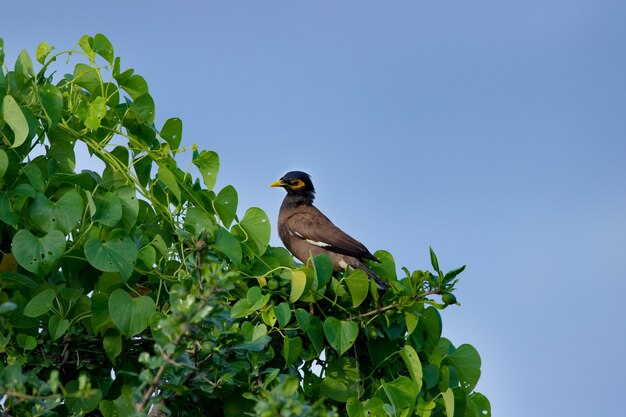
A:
270;171;315;203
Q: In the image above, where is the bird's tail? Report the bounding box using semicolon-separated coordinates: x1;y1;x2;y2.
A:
358;262;390;290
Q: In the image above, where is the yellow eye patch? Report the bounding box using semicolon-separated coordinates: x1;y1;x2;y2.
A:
289;179;306;189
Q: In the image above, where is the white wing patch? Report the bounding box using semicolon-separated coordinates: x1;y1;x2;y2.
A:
305;239;331;248
289;227;331;248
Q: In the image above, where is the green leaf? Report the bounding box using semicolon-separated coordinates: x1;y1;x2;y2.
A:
161;117;182;149
430;246;440;273
344;269;369;307
0;148;8;179
29;191;84;234
232;207;270;256
400;344;423;391
15;50;35;86
184;206;215;233
2;95;28;148
157;165;181;202
77;96;107;130
0;39;4;65
36;41;52;64
66;379;102;414
49;315;70;341
23;288;56;317
283;336;302;365
274;302;291;328
323;317;359;356
423;364;440;390
60;287;83;303
192;150;219;191
404;308;419;335
232;335;271;352
445;344;482;393
213;185;238;227
12;230;66;276
372;249;397;280
442;388;455;417
382;376;419;417
17;334;37;350
230;299;252;319
78;35;96;59
23;163;44;192
73;63;100;92
91;292;113;334
138;245;156;270
108;288;156;337
214;228;242;265
127;93;155;124
120;74;148;99
444;265;466;282
92;191;123;227
319;357;360;402
307;316;325;355
103;330;122;362
247;286;270;311
38;84;64;130
116;186;139;229
312;253;333;288
468;392;491;417
295;308;310;331
84;231;138;279
93;82;120;107
93;34;114;64
422;306;442;344
289;270;307;303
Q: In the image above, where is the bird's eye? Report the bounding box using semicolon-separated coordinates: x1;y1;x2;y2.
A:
289;180;305;189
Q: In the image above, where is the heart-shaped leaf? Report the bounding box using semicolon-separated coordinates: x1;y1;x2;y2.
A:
12;230;66;276
29;191;83;234
444;344;482;393
319;357;361;402
344;269;369;308
192;150;219;191
289;270;307;303
84;231;138;279
213;185;238;228
160;117;182;149
323;317;359;356
108;288;156;337
312;253;333;288
92;191;123;227
214;228;242;265
232;207;270;256
49;315;70;341
38;84;63;129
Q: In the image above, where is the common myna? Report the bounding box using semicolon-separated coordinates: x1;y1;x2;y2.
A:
271;171;389;289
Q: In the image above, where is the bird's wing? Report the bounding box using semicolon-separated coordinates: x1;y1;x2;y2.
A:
285;205;379;262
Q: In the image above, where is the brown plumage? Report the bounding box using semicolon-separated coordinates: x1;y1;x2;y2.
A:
271;171;389;289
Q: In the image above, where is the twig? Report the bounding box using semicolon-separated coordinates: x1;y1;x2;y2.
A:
352;289;442;320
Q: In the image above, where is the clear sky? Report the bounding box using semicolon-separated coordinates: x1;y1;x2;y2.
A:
4;1;626;416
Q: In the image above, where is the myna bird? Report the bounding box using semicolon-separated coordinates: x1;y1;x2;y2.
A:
271;171;389;290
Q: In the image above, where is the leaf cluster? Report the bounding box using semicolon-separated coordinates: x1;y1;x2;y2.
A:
0;36;490;417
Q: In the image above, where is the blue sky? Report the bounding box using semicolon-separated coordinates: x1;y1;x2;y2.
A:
4;1;626;416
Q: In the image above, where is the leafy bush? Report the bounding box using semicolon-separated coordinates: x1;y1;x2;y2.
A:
0;35;490;417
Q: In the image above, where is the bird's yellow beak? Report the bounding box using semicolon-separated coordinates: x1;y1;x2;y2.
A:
270;179;284;188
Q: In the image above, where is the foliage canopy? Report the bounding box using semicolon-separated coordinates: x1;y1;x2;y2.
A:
0;35;490;416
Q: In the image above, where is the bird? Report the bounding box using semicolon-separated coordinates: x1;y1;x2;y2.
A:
271;171;389;290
